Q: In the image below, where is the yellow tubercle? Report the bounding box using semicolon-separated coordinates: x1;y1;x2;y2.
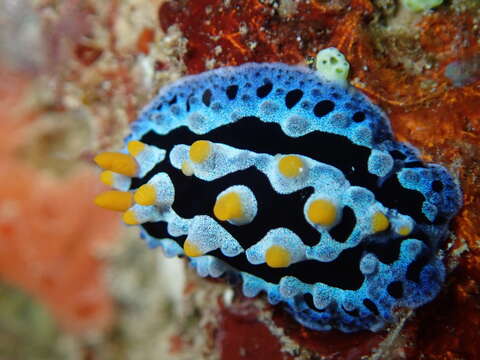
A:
99;170;114;186
307;199;337;227
181;160;194;176
183;239;203;257
278;155;305;178
127;140;146;157
213;192;244;222
265;245;291;268
397;226;411;236
94;190;133;212
134;184;157;206
189;140;211;163
372;212;389;233
94;152;138;177
123;209;139;225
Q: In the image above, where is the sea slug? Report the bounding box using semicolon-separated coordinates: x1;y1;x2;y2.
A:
94;51;461;332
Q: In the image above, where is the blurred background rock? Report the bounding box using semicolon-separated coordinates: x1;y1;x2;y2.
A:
0;0;191;358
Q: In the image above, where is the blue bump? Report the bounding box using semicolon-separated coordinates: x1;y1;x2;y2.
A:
312;285;333;309
241;273;263;298
360;253;378;275
368;150;394;177
279;276;303;298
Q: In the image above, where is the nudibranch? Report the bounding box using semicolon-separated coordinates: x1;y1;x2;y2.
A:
94;48;461;332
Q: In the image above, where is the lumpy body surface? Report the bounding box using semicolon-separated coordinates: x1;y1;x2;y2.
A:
102;63;461;332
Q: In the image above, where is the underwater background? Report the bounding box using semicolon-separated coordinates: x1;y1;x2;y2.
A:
0;0;479;359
